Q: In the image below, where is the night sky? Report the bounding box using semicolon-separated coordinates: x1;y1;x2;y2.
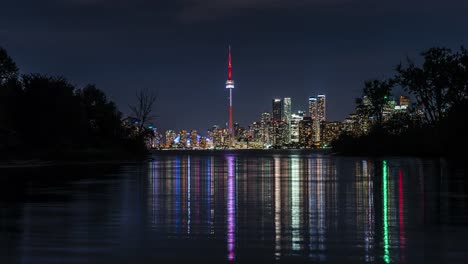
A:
1;0;468;135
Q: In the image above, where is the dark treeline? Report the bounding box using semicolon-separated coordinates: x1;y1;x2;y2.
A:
332;47;468;156
0;46;151;160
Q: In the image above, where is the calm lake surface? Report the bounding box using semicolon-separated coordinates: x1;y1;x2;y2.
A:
1;151;468;263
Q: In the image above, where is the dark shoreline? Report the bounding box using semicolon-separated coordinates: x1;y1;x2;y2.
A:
150;148;332;155
0;148;149;166
0;159;144;169
2;147;462;169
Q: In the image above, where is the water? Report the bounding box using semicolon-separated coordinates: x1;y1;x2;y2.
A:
1;152;467;263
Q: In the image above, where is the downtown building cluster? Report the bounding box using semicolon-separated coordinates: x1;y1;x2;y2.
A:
148;47;413;150
150;94;334;150
149;93;412;150
224;95;332;149
341;95;411;136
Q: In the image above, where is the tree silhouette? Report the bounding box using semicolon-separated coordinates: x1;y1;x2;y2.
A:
129;88;157;134
0;47;18;85
77;84;123;146
362;79;394;127
0;47;21;150
0;45;154;158
396;47;468;126
333;46;468;155
20;74;87;148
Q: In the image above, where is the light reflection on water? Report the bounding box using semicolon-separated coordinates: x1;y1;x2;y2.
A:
1;153;468;263
227;155;235;263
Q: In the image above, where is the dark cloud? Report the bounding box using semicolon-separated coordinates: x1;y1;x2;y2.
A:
57;0;131;6
52;0;351;22
177;0;350;22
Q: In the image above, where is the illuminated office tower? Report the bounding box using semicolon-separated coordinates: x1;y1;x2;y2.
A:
270;120;288;147
290;112;303;143
308;97;320;144
261;112;271;124
399;95;410;110
317;94;326;121
321;121;342;147
261;112;271;145
234;123;240;139
250;122;261;141
282;97;291;144
180;130;188;147
308;97;317;119
272;99;283;121
208;125;218;140
199;137;207;149
190;130;198;148
212;128;222;148
299;117;313;148
315;94;326;146
165;130;177;148
383;97;396;120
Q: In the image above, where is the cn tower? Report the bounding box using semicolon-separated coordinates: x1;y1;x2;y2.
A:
225;45;235;146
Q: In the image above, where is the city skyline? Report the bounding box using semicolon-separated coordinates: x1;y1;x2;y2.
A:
2;0;468;134
153;89;412;149
158;93;328;140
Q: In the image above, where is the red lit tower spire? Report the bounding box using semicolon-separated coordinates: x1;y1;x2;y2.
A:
225;46;235;147
228;46;232;81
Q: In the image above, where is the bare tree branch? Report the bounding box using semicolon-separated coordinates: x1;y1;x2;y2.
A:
129;88;157;134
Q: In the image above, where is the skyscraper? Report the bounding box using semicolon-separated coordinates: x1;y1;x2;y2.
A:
309;95;325;146
308;97;317;120
290;112;303;143
234;122;240;139
282;97;291;144
261;112;271;145
282;98;291;122
299;117;313;148
321;121;341;147
225;46;235;146
317;94;326;121
272;99;282;121
270;120;288;147
270;97;288;146
399;95;410;109
261;112;271;124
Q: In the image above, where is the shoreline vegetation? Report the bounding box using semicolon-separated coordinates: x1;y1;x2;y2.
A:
331;47;468;158
0;46;153;162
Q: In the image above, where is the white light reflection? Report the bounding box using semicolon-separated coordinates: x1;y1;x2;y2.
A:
308;158;316;257
274;156;282;259
309;158;326;261
227;156;235;263
317;158;326;260
291;157;300;251
362;160;374;262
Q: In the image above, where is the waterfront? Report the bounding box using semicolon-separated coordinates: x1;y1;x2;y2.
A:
1;152;467;263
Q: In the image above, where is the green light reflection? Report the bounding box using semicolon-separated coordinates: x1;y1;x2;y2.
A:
382;160;390;263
